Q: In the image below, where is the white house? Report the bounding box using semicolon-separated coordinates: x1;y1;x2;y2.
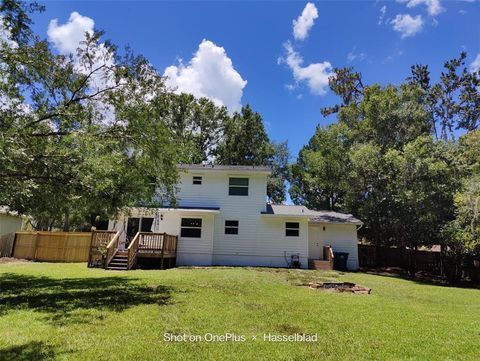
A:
108;164;362;270
0;206;25;237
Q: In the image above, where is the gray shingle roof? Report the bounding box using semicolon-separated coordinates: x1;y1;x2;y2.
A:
178;164;271;173
262;204;362;224
309;210;362;224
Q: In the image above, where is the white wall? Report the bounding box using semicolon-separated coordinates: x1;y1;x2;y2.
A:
212;217;309;268
177;170;309;268
0;214;23;236
108;170;312;268
109;209;215;266
308;223;359;270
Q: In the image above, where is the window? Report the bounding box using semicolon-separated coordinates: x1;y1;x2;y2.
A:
181;218;202;238
225;220;239;235
285;222;300;237
229;177;249;196
193;176;202;185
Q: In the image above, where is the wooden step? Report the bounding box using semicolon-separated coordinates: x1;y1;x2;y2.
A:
308;259;333;270
109;262;127;267
111;257;127;261
107;266;127;271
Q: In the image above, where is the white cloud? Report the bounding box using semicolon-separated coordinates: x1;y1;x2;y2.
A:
47;12;118;125
163;39;247;112
378;5;387;25
292;2;319;41
347;46;367;63
471;54;480;73
397;0;444;16
47;12;94;54
279;42;332;96
391;14;424;38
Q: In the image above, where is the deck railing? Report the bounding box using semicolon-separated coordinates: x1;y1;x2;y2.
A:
88;229;119;267
138;232;178;254
104;231;121;268
127;232;140;270
323;245;334;269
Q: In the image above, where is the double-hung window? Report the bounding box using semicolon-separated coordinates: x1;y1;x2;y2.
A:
285;222;300;237
229;177;249;196
225;220;239;235
193;176;202;185
181;218;202;238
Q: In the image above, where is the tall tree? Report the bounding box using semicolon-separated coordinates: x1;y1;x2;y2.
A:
215;105;273;166
289;123;350;210
408;52;480;140
267;141;290;204
0;0;179;230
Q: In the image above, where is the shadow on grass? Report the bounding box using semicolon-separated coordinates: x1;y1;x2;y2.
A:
0;273;173;325
0;341;56;361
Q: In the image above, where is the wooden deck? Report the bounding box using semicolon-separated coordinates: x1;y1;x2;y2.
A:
88;230;178;270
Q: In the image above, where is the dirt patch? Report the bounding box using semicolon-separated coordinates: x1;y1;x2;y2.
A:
0;257;30;264
308;282;372;294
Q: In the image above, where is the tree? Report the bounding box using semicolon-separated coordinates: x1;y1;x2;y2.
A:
215;105;273;166
289;123;350;210
267;141;290;204
0;0;179;230
150;93;228;163
408;52;480;140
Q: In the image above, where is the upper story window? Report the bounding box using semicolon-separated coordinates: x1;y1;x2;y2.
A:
193;176;202;185
229;177;249;196
285;222;300;237
181;218;202;238
225;220;239;235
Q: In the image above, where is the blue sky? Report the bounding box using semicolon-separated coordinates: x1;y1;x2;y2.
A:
30;1;480;158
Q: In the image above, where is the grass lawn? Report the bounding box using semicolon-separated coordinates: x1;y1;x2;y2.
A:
0;262;479;361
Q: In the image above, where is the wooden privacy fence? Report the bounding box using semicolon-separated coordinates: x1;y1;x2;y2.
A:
358;244;442;273
0;233;16;257
13;231;91;262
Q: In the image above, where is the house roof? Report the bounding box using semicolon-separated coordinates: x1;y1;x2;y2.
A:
309;210;363;225
177;164;271;174
262;204;362;224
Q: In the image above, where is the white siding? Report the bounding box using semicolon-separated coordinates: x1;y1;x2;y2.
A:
308;223;359;270
0;214;23;236
108;170;313;269
177;171;309;268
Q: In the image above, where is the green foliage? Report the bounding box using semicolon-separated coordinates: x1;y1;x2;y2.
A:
444;176;480;257
408;52;480;140
266;141;290;204
215;105;273;166
293;55;477;256
0;1;179;230
289;123;350;210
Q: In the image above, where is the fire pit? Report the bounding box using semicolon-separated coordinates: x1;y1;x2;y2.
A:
308;282;371;294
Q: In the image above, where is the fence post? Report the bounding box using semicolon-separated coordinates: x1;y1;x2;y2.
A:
32;232;39;260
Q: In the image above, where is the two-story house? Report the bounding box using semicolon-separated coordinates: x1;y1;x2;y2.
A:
107;164;362;270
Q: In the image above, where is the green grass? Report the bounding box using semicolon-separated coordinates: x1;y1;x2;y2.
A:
0;262;479;361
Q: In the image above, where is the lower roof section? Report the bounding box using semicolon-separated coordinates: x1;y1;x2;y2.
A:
262;204;362;225
128;206;221;215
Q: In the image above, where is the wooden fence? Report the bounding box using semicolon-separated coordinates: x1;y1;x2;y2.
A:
358;244;442;273
13;231;92;262
0;233;16;257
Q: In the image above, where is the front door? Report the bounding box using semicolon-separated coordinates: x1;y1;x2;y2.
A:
308;225;323;259
127;217;140;244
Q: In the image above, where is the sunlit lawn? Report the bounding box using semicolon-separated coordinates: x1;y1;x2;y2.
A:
0;262;479;361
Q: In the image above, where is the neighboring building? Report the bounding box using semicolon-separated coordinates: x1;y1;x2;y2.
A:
108;164;362;270
0;207;24;236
